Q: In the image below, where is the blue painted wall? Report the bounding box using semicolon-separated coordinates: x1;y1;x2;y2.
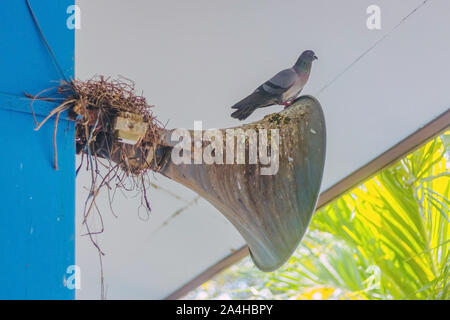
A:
0;0;75;299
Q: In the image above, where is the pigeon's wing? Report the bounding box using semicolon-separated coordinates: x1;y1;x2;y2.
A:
230;87;278;110
261;68;298;95
230;68;298;120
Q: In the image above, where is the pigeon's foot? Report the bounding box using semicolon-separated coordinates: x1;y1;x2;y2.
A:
281;100;293;109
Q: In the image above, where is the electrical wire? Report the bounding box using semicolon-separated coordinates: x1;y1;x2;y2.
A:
316;0;432;96
25;0;70;83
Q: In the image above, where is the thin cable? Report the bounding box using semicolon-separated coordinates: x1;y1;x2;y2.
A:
25;0;69;83
316;0;432;96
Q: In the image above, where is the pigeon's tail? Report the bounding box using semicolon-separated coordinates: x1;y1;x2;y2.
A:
230;89;277;120
231;105;258;120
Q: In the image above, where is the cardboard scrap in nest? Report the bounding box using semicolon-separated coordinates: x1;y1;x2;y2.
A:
114;112;149;145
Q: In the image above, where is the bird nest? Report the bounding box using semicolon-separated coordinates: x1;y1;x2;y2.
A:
32;76;163;173
29;76;165;297
32;75;165;208
67;76;162;173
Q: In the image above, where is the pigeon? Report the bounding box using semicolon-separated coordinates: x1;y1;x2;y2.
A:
231;50;318;120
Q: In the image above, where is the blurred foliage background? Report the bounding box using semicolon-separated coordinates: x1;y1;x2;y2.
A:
186;132;449;300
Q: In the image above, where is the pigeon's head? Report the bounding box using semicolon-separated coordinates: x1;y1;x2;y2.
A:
300;50;318;62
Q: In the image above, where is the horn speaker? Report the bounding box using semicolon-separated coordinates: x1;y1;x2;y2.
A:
102;95;326;271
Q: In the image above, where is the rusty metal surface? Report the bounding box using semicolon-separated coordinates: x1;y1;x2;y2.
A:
157;95;326;271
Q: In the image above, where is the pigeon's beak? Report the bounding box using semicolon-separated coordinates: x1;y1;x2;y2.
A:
313;55;318;60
